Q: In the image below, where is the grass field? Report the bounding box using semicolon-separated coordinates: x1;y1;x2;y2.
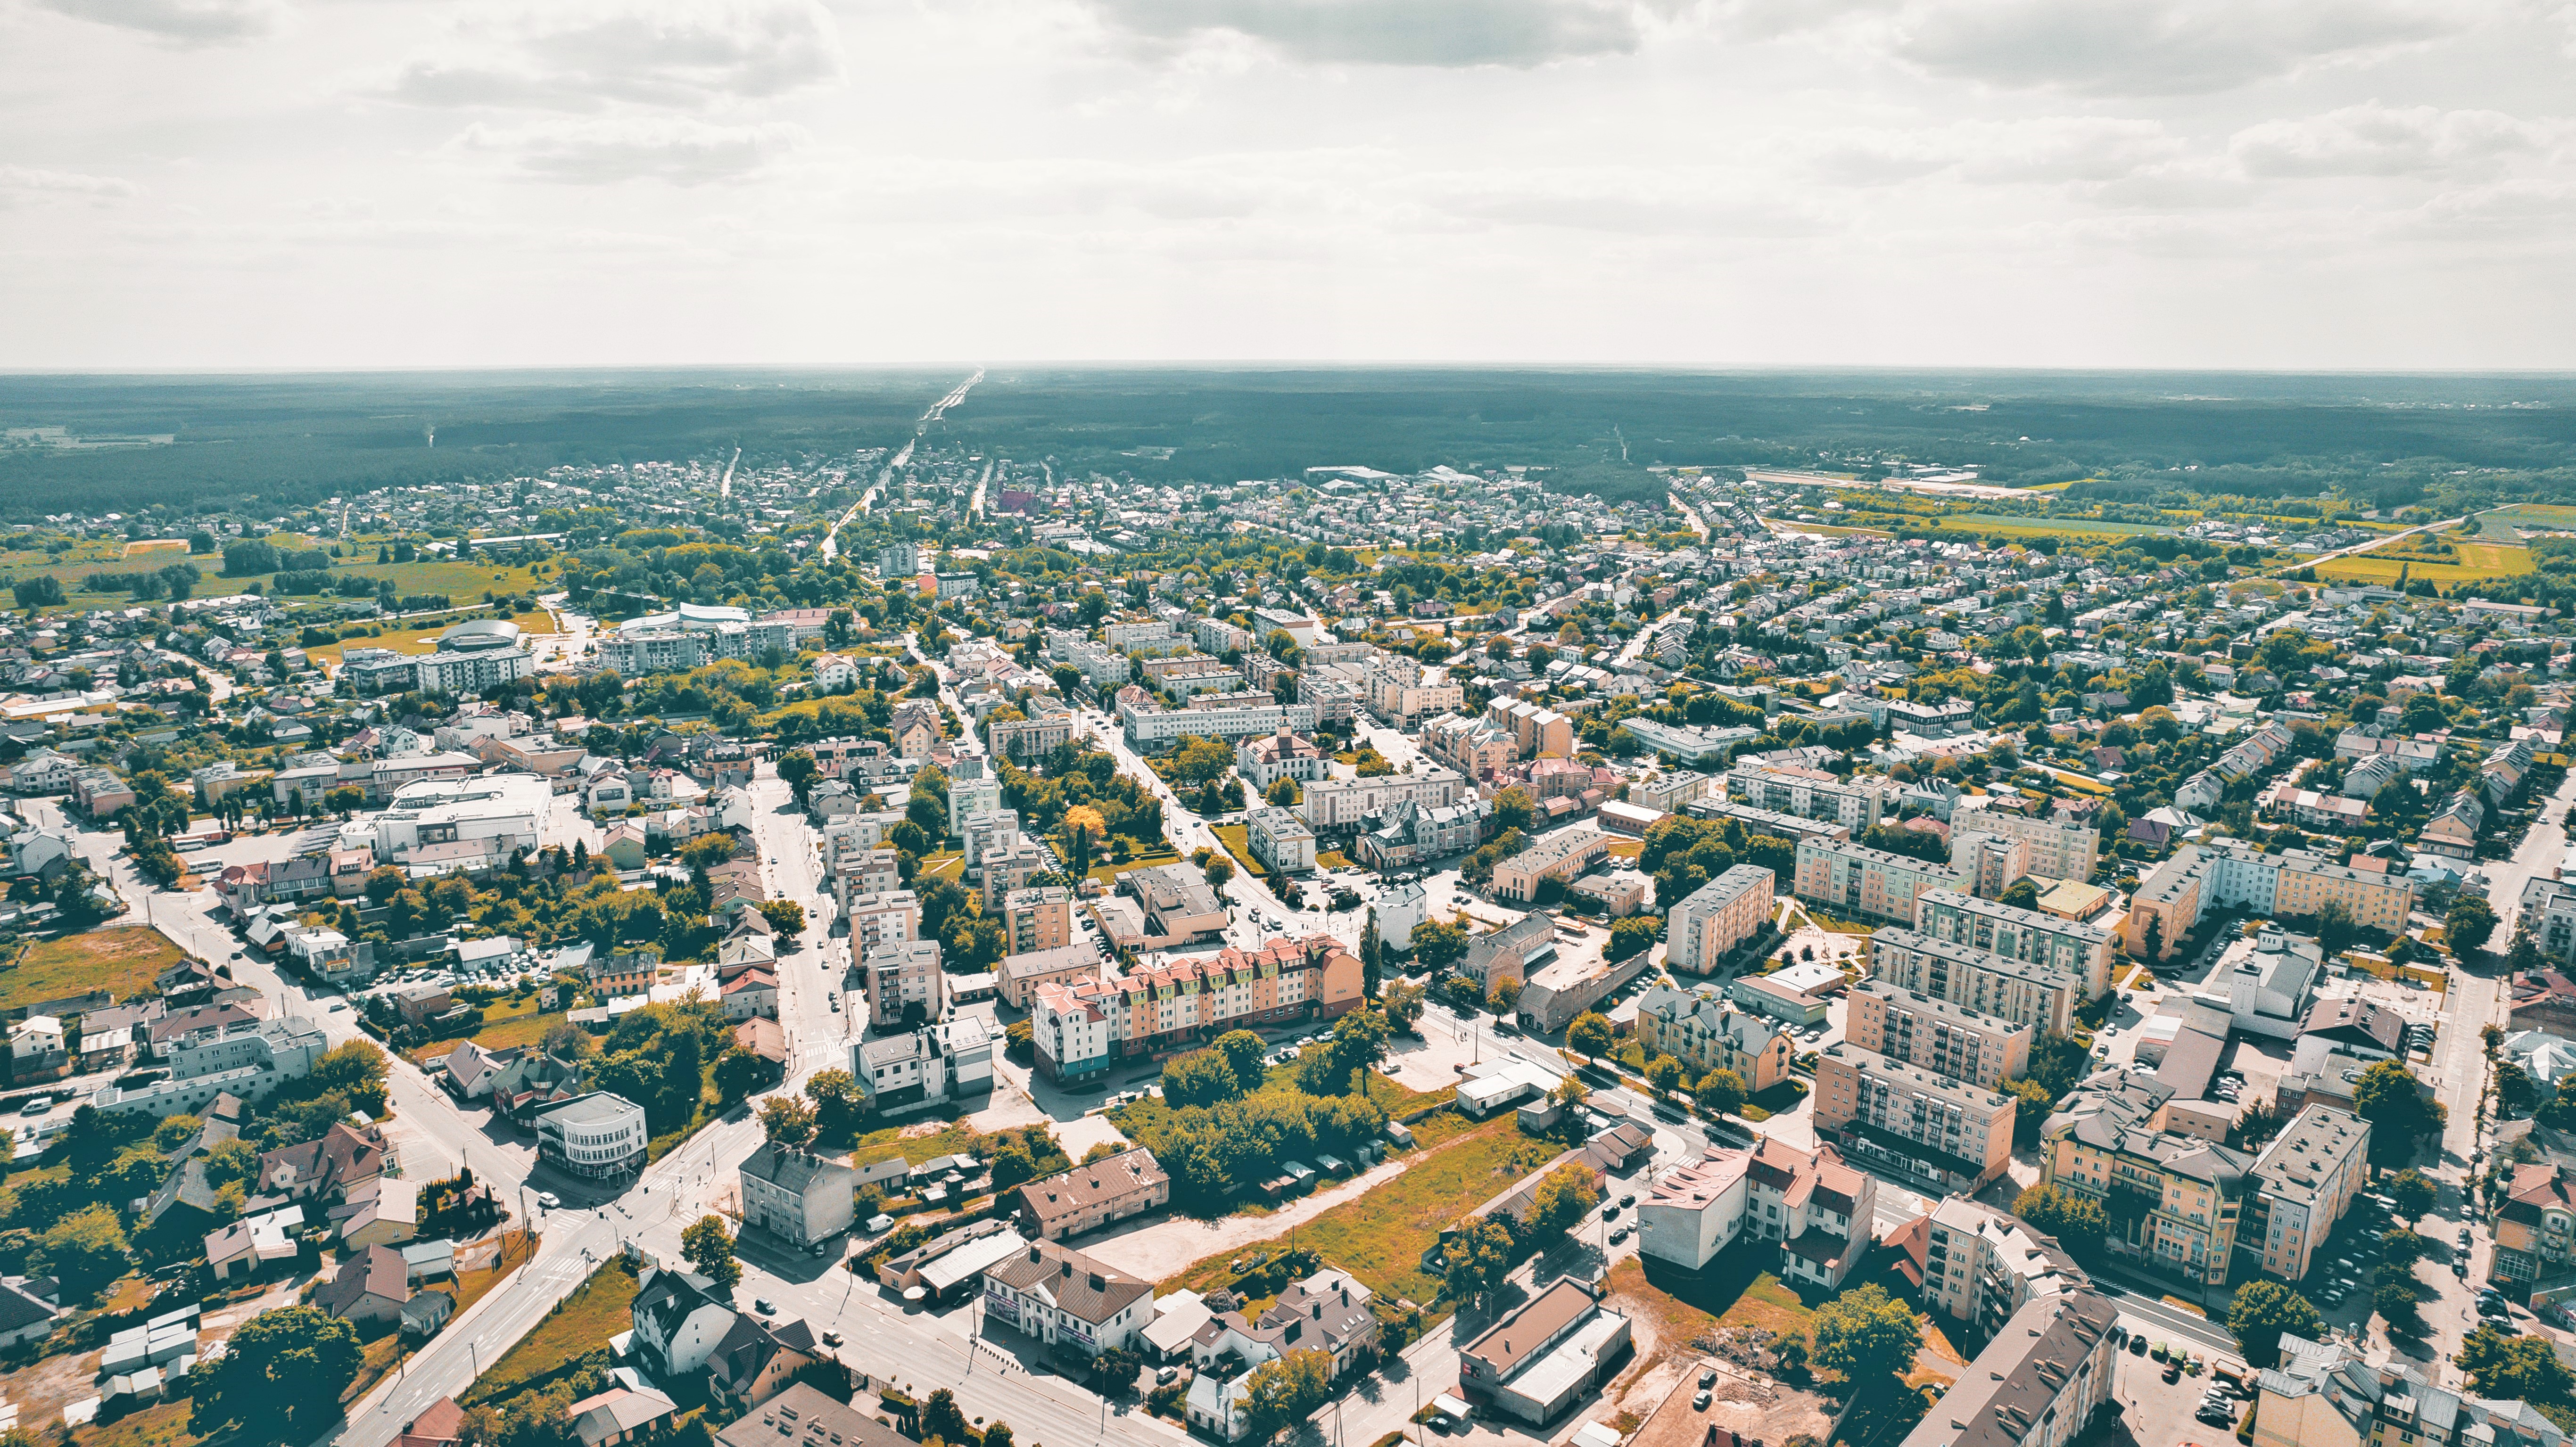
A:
1209;824;1268;879
1939;514;2176;537
1159;1113;1560;1315
302;608;558;668
407;997;572;1066
1082;847;1182;889
464;1256;640;1406
2315;539;2535;585
846;1116;980;1169
2476;504;2576;540
0;926;188;1011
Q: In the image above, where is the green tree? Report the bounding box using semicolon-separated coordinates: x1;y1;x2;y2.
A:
1264;776;1300;807
2447;894;2500;955
1329;1007;1391;1084
36;1204;128;1297
311;1038;392;1116
713;1047;767;1105
191;1305;363;1443
1493;787;1536;832
2226;1280;2324;1367
1239;1348;1334;1443
921;1389;969;1446
2351;1060;2446;1167
1441;1217;1514;1307
1411;919;1469;973
2387;1167;2436;1223
777;748;820;804
1998;1077;2056;1147
759;1095;817;1148
2458;1323;2575;1399
989;1143;1039;1192
1567;1011;1616;1057
1529;1163;1601;1239
1380;978;1426;1034
2316;900;2358;958
1998;878;2041;910
1606;916;1659;964
682;1214;742;1292
756;898;808;937
1214;1029;1269;1093
1774;1333;1810;1378
1203;853;1235;888
2011;1184;2105;1258
1811;1283;1923;1382
803;1068;860;1135
1161;1049;1245;1110
1694;1069;1748;1117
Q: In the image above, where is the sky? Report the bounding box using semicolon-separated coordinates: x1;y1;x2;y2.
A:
5;0;2576;371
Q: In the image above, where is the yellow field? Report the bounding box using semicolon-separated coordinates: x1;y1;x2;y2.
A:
2315;539;2534;585
302;609;557;668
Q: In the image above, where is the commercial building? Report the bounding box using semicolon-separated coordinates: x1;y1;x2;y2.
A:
2123;842;2416;961
739;1146;856;1251
1012;1147;1169;1240
854;1018;994;1112
369;773;551;867
1665;865;1774;975
1638;1151;1750;1272
979;1239;1154;1357
1728;761;1883;831
1490;829;1610;903
534;1093;647;1180
1915;890;2114;1001
1866;928;2080;1036
1844;980;2032;1090
1116;863;1232;948
1245;806;1318;875
1813;1043;2017;1192
1794;837;1963;924
1457;1280;1632;1425
93;1015;331;1118
862;940;946;1029
1633;985;1794;1093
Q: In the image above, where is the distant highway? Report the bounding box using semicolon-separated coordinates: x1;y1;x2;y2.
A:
820;370;981;561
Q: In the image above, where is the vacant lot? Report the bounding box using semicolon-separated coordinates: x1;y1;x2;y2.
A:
0;926;188;1012
1207;824;1268;879
1944;513;2175;537
464;1256;640;1406
406;997;572;1067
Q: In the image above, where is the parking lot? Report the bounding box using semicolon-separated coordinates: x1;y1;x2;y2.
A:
2112;1328;2255;1447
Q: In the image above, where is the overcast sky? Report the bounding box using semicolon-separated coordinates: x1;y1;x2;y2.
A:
6;0;2575;371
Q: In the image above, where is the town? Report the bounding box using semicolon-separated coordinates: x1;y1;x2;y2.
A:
0;411;2571;1447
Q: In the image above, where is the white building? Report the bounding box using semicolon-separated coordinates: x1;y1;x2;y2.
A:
534;1092;648;1179
370;773;551;865
979;1239;1154;1357
1638;1151;1750;1272
1245;806;1317;875
739;1145;857;1251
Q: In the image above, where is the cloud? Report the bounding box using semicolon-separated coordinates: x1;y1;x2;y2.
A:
388;0;845;110
2228;102;2555;178
450;115;809;184
31;0;277;43
1806;117;2182;186
1084;0;1670;67
1884;0;2471;96
0;164;137;206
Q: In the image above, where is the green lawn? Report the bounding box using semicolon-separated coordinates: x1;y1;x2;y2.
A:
302;608;557;668
1208;824;1268;879
0;926;188;1012
1082;847;1181;888
1160;1114;1560;1315
845;1117;980;1169
464;1256;641;1405
407;997;571;1066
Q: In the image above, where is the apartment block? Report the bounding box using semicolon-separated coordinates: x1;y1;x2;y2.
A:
1813;1043;2016;1192
1666;864;1774;975
1363;660;1463;726
1633;985;1794;1093
2244;1104;2371;1283
1794;837;1963;924
1844;980;2032;1089
2039;1072;2250;1290
1490;830;1610;903
1891;1292;2119;1447
2256;1335;2570;1447
1728;760;1883;831
842;891;921;954
1915;889;2114;1000
1299;768;1468;832
1949;808;2102;884
1922;1195;2089;1337
2123;842;2416;962
863;940;946;1029
1866;928;2080;1036
1003;886;1073;957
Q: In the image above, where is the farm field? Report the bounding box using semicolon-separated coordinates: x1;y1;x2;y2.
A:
2475;504;2576;540
0;925;189;1012
2315;538;2535;585
1940;513;2177;536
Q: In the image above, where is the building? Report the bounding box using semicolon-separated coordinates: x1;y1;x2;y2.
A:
739;1145;856;1251
999;944;1097;1010
1794;837;1963;924
1915;889;2114;1000
92;1015;331;1118
718;1385;908;1447
1949;808;2101;885
877;541;920;577
2518;874;2576;969
1363;659;1463;726
1234;725;1327;789
1742;1136;1876;1290
534;1093;647;1180
1633;985;1793;1092
2038;1071;2249;1290
979;1239;1154;1357
1638;1151;1750;1272
1118;691;1318;751
863;939;946;1029
2254;1335;2570;1447
1844;980;2032;1090
1866;928;2080;1036
369;772;551;866
2244;1104;2372;1283
2123;842;2416;961
1033;935;1363;1071
854;1018;994;1111
2419;790;2485;860
1118;863;1232;947
1186;1270;1380;1440
1030;979;1115;1085
2495;1160;2576;1283
990;707;1076;763
1921;1195;2090;1336
1728;761;1883;831
1889;1291;2119;1447
1490;829;1610;903
1300;768;1468;833
1456;1280;1633;1426
1370;881;1427;955
1245;806;1317;874
1813;1042;2017;1192
1665;865;1774;975
1014;1147;1170;1240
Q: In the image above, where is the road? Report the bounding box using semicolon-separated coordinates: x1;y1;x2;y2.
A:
2259;513;2472;581
718;446;740;502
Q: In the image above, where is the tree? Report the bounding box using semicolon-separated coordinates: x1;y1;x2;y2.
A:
1493;787;1536;832
989;1143;1039;1192
1331;1007;1391;1084
1162;1049;1245;1110
36;1204;128;1297
1203;853;1235;888
1264;776;1299;807
1811;1283;1923;1382
2387;1167;2436;1223
1442;974;1484;1014
1411;919;1469;973
759;1095;817;1148
682;1214;742;1292
1530;1163;1601;1239
804;1068;860;1135
2140;913;2163;962
1441;1217;1514;1307
757;898;808;937
2316;900;2357;958
713;1047;767;1104
1381;978;1426;1034
1999;1077;2056;1147
1998;878;2041;911
1568;1011;1615;1057
1694;1069;1748;1117
778;748;820;804
2510;931;2544;975
2448;894;2500;955
312;1038;392;1115
1774;1333;1810;1378
2458;1322;2575;1399
1214;1029;1269;1093
2226;1280;2323;1367
921;1389;969;1447
1644;1054;1685;1094
2011;1184;2105;1259
2351;1060;2446;1167
2499;1061;2541;1117
191;1305;363;1443
1239;1348;1334;1443
1606;916;1659;964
